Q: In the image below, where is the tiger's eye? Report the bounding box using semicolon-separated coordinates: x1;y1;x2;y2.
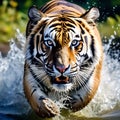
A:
45;40;53;47
71;40;80;47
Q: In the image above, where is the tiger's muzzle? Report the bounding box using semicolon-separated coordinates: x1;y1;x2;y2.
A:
52;65;71;84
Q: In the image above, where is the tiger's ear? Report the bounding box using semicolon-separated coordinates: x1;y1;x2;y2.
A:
28;6;43;22
81;7;100;23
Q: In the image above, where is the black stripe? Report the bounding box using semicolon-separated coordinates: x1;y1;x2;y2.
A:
48;18;60;24
36;53;41;58
31;88;37;96
66;23;75;28
77;94;84;102
39;96;45;100
68;28;76;33
80;26;85;34
40;1;56;13
46;68;53;74
36;35;40;52
40;0;67;13
44;56;49;63
63;18;76;24
80;57;93;68
39;25;45;34
90;35;95;57
71;64;78;69
50;27;59;33
84;54;89;61
49;23;61;28
70;70;77;74
84;36;88;44
45;34;49;38
28;34;35;59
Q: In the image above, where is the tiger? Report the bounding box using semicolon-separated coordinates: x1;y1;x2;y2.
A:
23;0;103;118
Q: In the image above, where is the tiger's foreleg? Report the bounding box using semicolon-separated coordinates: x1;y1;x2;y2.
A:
67;62;102;112
23;63;59;118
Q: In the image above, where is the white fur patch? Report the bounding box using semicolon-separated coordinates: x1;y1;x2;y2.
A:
53;83;73;92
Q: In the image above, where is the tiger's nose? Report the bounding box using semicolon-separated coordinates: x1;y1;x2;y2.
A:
56;65;68;73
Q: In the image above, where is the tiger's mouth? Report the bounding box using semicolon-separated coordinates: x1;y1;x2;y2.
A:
53;76;70;84
51;75;73;91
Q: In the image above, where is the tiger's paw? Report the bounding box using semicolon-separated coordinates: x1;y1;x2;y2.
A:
70;100;83;112
36;98;60;118
63;99;84;112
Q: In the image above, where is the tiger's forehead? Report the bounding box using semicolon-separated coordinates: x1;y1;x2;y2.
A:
44;16;81;46
54;23;70;46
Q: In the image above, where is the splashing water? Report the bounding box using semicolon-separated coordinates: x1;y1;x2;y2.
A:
0;29;30;115
79;37;120;117
0;30;120;119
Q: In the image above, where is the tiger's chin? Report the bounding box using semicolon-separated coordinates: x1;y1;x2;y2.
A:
52;83;73;92
51;76;73;92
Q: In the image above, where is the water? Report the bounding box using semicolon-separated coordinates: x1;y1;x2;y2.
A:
0;30;30;116
0;30;120;120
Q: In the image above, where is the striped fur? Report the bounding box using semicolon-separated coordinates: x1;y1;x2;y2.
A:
23;0;103;118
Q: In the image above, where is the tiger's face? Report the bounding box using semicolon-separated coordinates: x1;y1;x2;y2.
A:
26;7;101;92
43;17;92;91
